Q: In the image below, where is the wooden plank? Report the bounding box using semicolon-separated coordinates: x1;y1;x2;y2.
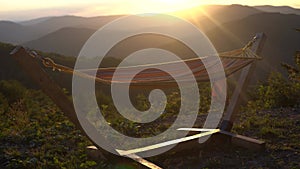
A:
11;47;80;128
221;33;267;131
87;146;162;169
219;130;265;151
125;154;162;169
116;129;220;156
177;128;218;132
177;128;265;151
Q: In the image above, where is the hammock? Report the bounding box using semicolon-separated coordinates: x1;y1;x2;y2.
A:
38;36;261;86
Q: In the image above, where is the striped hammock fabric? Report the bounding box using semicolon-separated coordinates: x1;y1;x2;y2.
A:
34;40;260;86
75;48;259;85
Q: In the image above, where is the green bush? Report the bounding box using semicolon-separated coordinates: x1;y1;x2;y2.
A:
0;80;26;104
248;73;300;110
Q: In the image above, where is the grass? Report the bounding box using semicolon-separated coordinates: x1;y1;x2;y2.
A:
0;80;99;168
0;52;300;168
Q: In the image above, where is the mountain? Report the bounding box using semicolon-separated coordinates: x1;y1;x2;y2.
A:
23;15;122;35
19;16;53;25
255;5;300;15
0;15;122;44
22;5;262;57
24;27;96;57
0;21;37;44
0;5;260;45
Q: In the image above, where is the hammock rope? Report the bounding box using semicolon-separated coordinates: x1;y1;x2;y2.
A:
28;36;261;85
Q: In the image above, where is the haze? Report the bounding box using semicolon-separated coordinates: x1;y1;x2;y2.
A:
1;0;299;21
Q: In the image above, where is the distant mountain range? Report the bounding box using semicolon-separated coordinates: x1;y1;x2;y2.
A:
0;15;122;44
24;27;95;57
255;5;300;15
8;4;265;56
0;4;300;83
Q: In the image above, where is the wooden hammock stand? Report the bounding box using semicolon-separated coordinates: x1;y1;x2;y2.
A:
10;33;266;169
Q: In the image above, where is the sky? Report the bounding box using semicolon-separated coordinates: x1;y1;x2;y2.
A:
0;0;299;21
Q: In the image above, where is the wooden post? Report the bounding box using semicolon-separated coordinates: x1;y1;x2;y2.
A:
220;33;267;131
10;47;119;157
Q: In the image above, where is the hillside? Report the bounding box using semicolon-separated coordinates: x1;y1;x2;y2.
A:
0;59;299;168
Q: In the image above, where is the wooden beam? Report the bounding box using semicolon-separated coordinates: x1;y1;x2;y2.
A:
86;146;162;169
219;130;265;151
10;47;118;156
221;33;267;131
177;128;265;151
124;154;162;169
116;129;220;156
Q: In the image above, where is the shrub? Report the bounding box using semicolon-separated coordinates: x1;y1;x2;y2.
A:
0;80;26;104
248;73;300;110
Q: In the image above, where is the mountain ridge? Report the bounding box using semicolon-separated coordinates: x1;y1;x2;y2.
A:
254;5;300;15
24;27;96;57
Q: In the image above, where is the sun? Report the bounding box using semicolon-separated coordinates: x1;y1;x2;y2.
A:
140;0;204;14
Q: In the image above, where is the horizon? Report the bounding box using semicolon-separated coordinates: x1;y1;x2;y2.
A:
1;0;300;21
